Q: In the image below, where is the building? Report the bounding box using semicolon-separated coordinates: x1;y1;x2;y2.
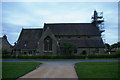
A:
13;10;105;55
0;35;13;53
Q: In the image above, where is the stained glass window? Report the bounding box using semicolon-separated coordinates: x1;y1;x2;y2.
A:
44;36;52;51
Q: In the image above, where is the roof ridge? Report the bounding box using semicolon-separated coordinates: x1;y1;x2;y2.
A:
23;28;43;30
45;23;92;25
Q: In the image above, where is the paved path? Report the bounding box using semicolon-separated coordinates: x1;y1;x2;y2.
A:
18;61;78;79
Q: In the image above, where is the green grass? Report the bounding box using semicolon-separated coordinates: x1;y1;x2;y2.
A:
75;62;119;79
2;62;42;80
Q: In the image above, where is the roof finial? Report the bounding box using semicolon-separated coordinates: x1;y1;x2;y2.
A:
3;34;7;39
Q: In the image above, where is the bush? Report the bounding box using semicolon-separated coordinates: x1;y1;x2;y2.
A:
18;55;42;59
17;55;86;59
62;42;77;55
2;49;9;54
2;54;11;58
3;53;119;59
88;53;120;59
2;49;13;58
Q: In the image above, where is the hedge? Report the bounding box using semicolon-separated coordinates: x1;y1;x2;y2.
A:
2;53;120;59
88;53;120;59
2;54;12;58
17;55;86;59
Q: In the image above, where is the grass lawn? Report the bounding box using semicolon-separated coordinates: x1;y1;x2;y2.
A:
75;62;119;79
2;62;42;80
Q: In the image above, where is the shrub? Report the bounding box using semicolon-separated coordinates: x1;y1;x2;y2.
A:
2;49;9;54
88;53;120;59
62;42;77;55
2;53;120;59
2;54;11;58
17;54;86;59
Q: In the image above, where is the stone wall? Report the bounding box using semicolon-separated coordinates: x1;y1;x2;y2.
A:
77;48;105;55
37;27;58;55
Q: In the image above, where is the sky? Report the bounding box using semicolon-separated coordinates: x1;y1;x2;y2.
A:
2;2;118;45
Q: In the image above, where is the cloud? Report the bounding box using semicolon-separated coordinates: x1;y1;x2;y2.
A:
105;32;118;44
2;2;118;45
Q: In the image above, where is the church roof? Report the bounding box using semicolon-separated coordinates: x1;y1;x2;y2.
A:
14;28;43;49
14;23;104;50
59;38;105;48
18;28;43;41
44;23;101;36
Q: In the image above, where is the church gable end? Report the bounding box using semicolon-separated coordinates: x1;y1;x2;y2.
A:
37;27;58;55
13;28;43;55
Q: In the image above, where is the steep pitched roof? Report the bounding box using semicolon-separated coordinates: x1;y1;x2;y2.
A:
14;28;43;49
14;23;104;50
18;28;43;41
59;38;105;48
44;23;101;36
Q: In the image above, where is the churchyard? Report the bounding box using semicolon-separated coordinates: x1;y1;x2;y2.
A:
2;43;120;80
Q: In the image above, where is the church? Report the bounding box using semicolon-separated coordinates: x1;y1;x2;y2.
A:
13;10;105;55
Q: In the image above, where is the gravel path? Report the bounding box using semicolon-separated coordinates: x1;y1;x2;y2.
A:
18;61;78;79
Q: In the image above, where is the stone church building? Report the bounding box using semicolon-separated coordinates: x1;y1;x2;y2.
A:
13;10;105;55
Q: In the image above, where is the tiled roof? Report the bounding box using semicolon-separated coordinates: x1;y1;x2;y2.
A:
14;28;43;49
14;23;104;50
44;23;101;36
14;40;38;49
18;28;43;41
59;38;105;48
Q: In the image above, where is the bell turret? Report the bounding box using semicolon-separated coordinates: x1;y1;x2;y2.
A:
91;10;105;33
91;10;105;43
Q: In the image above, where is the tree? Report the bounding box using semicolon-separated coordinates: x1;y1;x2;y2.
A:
111;42;120;49
105;42;120;53
105;43;111;52
61;42;77;55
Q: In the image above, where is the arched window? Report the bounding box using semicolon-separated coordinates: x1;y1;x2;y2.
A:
44;36;52;51
82;50;87;55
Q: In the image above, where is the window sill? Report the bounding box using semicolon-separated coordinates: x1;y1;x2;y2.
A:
44;51;52;52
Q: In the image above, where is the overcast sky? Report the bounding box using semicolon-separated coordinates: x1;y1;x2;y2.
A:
2;2;118;45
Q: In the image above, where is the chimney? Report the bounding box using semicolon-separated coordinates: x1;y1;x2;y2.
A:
3;35;7;39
